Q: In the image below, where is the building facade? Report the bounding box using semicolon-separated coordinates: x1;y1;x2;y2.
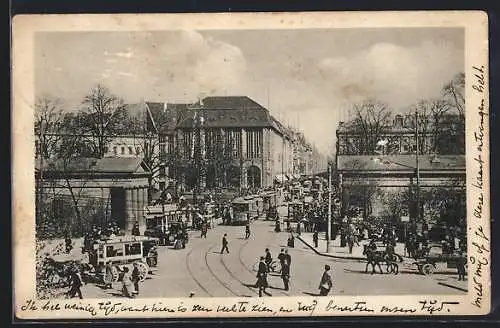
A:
35;157;151;236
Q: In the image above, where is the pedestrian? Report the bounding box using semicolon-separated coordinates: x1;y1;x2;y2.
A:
286;220;291;232
132;221;140;236
287;234;295;248
201;222;208;238
256;256;269;297
275;219;281;232
313;230;319;248
67;266;83;299
456;251;467;281
122;267;134;298
131;262;140;295
220;233;229;254
296;222;301;236
318;264;333;296
278;249;286;267
281;262;290;291
284;249;291;268
245;222;251;239
104;262;114;289
65;232;73;254
265;248;273;272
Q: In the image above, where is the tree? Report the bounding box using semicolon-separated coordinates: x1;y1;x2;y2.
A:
443;72;465;120
80;84;127;158
350;100;393;155
35;95;65;159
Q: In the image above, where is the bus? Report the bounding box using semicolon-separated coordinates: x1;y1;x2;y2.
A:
143;204;188;246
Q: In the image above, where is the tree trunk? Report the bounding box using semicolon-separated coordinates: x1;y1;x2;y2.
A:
65;178;82;236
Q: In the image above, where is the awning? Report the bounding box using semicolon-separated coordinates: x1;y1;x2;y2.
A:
274;174;288;183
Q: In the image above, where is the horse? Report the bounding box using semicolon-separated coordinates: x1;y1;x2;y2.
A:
362;245;385;274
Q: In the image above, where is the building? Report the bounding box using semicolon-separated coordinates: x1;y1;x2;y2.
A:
35;157;151;235
336;113;465;156
171;96;295;190
335;111;466;224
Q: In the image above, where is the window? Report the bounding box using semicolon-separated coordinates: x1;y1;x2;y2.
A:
104;146;109;154
121;146;125;155
128;146;133;155
52;198;66;218
125;243;142;256
113;146;117;155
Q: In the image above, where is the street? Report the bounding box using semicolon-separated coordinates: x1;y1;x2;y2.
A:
79;218;466;298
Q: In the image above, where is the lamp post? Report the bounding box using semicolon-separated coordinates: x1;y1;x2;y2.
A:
414;110;421;222
326;163;332;253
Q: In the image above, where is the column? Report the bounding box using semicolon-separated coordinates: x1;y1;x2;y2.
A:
241;128;247;160
125;189;133;234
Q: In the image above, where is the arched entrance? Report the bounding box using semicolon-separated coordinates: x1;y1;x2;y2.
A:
226;165;241;188
247;165;261;189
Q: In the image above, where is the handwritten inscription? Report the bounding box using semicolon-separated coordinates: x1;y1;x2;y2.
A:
470;64;489;310
19;298;463;317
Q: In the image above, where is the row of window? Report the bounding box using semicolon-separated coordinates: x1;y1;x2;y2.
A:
105;146;142;156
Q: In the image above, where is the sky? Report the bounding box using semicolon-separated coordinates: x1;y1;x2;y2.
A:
35;28;464;155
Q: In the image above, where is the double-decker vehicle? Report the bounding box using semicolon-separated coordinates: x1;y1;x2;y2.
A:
88;235;159;284
143;204;188;246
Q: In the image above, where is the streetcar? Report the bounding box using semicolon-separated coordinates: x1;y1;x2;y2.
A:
143;204;189;246
230;197;258;225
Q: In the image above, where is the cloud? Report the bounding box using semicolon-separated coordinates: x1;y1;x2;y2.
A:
318;40;463;110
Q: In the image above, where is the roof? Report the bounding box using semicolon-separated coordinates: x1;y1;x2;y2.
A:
145;102;188;134
337;155;465;172
174;96;294;138
35;157;150;174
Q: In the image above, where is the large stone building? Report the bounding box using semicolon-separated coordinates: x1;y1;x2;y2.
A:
165;96;295;190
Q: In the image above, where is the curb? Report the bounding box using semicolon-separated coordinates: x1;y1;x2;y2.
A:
296;235;365;261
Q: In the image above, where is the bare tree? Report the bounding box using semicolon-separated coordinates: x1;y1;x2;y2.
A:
80;84;127;158
350;100;393;155
443;72;465;119
34;95;65;159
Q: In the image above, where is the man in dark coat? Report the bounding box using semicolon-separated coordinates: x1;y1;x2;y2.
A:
265;248;273;272
131;262;140;295
281;262;290;291
245;222;251;239
318;264;333;296
313;230;319;248
256;256;269;297
68;266;83;299
284;249;292;268
132;221;140;236
220;233;229;254
456;251;467;281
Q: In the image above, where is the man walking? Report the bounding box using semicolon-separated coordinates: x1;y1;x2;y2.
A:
131;262;140;295
68;266;83;299
278;249;286;270
313;230;319;248
318;264;333;296
256;256;269;297
281;261;290;291
220;233;229;254
284;249;291;269
201;221;208;238
456;251;467;281
265;248;273;272
245;222;251;239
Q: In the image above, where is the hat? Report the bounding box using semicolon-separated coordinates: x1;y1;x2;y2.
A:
325;264;331;271
260;256;265;260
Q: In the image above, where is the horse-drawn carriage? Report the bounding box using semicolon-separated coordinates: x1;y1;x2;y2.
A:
362;241;403;275
86;235;159;284
407;243;465;276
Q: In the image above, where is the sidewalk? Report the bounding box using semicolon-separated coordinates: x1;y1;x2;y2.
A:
297;231;406;261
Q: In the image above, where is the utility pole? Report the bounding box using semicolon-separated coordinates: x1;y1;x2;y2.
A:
326;163;332;253
415;110;421;222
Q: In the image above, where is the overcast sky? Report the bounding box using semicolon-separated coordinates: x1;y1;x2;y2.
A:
35;28;464;155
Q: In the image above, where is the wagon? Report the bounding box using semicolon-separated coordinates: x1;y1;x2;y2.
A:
88;235;159;284
410;244;464;275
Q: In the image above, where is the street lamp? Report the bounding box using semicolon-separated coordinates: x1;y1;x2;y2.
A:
326;162;332;253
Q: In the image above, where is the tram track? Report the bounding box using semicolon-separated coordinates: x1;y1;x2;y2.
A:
185;242;213;297
204;244;239;297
